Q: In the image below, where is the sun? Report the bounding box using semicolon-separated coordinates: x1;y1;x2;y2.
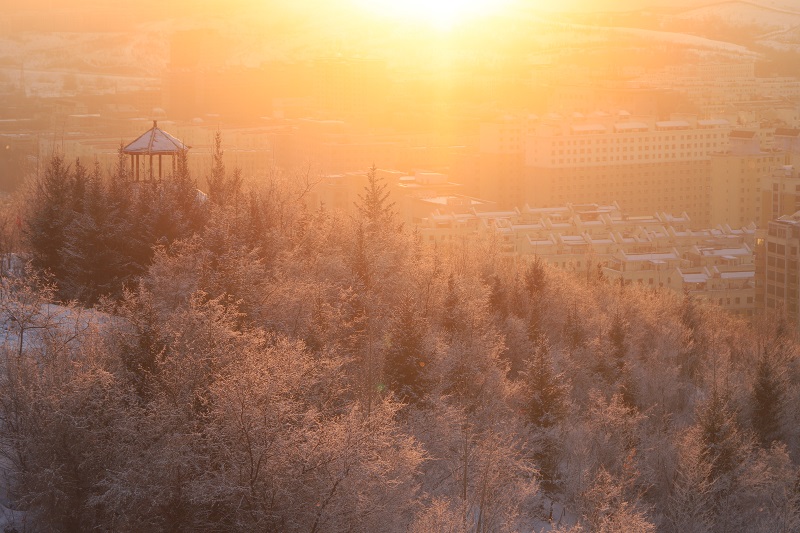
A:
353;0;509;30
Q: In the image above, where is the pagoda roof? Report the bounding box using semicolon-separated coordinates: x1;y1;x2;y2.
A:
123;121;189;155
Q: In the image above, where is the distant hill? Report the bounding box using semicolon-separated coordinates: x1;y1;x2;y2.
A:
673;0;800;32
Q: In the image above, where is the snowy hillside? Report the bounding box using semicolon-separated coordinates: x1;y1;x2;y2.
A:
674;0;800;32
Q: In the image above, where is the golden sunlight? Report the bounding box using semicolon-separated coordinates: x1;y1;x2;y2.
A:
353;0;510;29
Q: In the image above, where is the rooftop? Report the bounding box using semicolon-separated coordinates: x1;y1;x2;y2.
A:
123;121;189;155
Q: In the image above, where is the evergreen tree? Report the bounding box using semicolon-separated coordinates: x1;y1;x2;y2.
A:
350;219;371;288
61;163;106;302
618;363;639;410
524;256;547;296
246;188;266;251
69;158;88;214
25;153;74;281
678;294;704;381
108;150;149;284
525;339;568;428
206;132;242;207
508;271;528;318
526;300;543;344
563;304;586;351
666;430;714;533
696;388;746;482
384;296;429;405
60;160;140;303
148;149;207;247
488;274;507;318
751;348;787;447
609;310;627;370
355;164;396;230
441;272;460;335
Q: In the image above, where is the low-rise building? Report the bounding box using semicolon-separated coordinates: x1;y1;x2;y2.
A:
418;202;757;315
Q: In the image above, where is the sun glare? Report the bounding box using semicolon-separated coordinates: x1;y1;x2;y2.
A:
354;0;509;30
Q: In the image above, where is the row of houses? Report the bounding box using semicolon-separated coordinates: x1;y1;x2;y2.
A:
418;202;756;315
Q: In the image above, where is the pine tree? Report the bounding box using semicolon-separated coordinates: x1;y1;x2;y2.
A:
384;296;429;405
25;153;74;281
441;273;460;335
666;430;714;533
355;164;396;230
563;304;586;352
525;342;568;493
149;149;207;246
524;256;547;296
508;271;528;318
678;294;704;381
618;363;639;410
751;348;787;447
350;219;371;288
108;153;149;287
696;388;745;481
525;339;569;429
69;158;88;214
526;301;543;344
609;310;627;370
61;163;106;302
488;274;507;318
206;132;242;207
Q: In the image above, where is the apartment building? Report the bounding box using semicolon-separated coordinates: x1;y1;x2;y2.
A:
634;60;800;107
524;114;731;227
471;116;533;208
755;212;800;326
418;203;756;315
709;132;783;227
759;164;800;229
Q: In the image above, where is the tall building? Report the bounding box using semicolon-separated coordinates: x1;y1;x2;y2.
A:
472;116;532;209
709;131;782;228
760;165;800;229
755;212;800;327
524;114;731;227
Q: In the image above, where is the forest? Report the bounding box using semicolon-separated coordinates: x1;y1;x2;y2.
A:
0;139;798;532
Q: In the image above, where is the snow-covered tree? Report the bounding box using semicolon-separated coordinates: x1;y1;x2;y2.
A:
355;164;396;231
24;153;74;281
751;347;789;447
524;339;569;430
384;296;430;405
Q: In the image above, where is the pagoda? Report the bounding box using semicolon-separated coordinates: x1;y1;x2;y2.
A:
123;121;190;181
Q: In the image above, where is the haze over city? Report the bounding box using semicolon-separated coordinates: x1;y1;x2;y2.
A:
1;1;800;532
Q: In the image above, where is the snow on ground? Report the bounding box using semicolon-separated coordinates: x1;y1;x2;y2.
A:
0;301;108;358
529;498;581;532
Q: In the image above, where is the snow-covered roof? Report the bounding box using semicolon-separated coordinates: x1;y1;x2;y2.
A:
698;119;730;127
624;252;679;261
571;124;607;134
123;121;189;155
656;120;691;129
720;271;754;280
698;247;749;257
614;122;649;131
682;273;708;283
